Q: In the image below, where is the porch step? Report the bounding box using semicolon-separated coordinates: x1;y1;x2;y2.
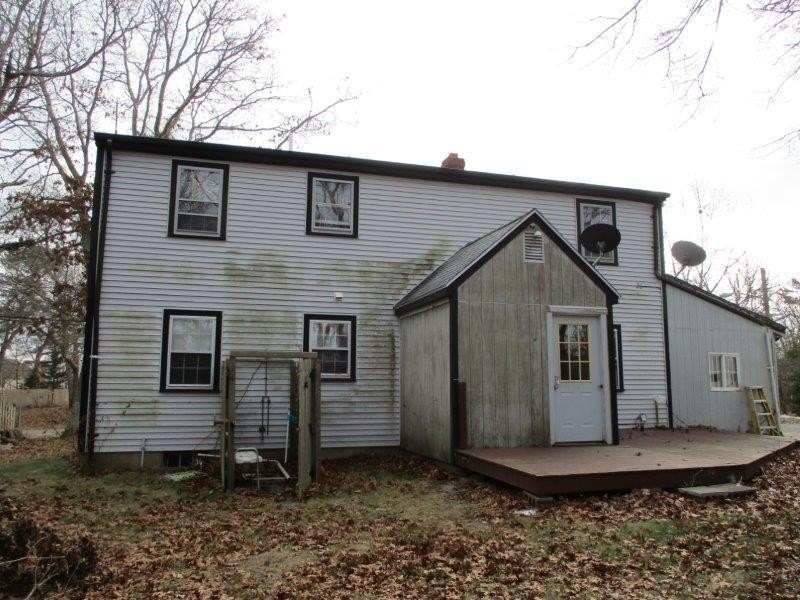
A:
677;483;757;499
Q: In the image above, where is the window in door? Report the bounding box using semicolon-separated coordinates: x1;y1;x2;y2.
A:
559;323;590;381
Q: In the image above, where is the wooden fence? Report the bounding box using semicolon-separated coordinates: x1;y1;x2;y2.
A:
1;397;20;432
0;388;69;408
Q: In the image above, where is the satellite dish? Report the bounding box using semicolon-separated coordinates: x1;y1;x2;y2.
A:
671;240;706;268
579;223;621;265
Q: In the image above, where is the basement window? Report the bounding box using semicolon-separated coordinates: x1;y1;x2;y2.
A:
163;451;195;468
306;173;359;237
523;226;544;263
576;199;617;265
169;160;229;239
709;353;740;391
303;314;357;381
160;310;222;392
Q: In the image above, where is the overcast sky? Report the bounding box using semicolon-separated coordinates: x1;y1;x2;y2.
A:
267;1;798;286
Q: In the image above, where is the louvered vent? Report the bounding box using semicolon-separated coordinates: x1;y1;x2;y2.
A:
523;226;544;263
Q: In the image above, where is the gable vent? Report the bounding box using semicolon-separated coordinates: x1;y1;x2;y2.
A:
523;226;544;263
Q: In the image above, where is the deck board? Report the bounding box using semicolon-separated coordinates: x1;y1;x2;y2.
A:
456;429;797;495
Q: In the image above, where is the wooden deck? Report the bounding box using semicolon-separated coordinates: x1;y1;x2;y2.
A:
455;429;798;495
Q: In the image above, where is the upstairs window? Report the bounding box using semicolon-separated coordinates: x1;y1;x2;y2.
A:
169;160;229;239
576;199;617;265
306;173;359;237
303;314;357;381
709;353;740;391
160;310;222;392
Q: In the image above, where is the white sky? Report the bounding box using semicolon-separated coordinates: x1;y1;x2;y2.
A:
266;1;798;286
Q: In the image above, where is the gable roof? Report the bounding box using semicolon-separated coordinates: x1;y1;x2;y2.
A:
662;274;786;333
394;210;619;315
94;133;669;204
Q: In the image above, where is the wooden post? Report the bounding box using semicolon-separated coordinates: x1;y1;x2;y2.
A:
224;357;237;492
289;360;299;463
219;360;226;489
297;358;313;493
312;360;322;481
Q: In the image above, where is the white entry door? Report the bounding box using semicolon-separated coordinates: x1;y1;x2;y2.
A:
551;316;606;443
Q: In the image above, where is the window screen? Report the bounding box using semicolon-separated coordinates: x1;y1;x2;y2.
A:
307;173;359;237
170;161;228;239
577;200;617;264
161;310;221;392
304;315;357;381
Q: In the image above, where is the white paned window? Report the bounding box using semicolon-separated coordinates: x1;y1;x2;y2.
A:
165;314;218;389
709;353;740;391
307;317;355;380
577;200;617;264
558;323;591;381
308;174;358;236
172;162;227;237
523;226;544;263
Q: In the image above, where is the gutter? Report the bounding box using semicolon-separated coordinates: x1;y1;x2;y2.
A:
94;132;670;205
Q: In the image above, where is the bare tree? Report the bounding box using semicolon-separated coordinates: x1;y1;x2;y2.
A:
0;0;127;190
669;180;744;293
576;1;800;146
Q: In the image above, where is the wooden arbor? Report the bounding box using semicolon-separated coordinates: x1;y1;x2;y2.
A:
220;351;321;493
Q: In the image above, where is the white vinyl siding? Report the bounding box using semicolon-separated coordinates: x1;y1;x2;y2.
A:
92;151;667;453
667;284;777;432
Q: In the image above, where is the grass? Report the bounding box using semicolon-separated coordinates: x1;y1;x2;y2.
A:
1;441;800;599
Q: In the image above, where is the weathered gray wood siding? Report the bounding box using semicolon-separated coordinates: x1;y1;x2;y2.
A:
94;150;666;453
666;284;775;432
398;302;451;462
457;232;605;448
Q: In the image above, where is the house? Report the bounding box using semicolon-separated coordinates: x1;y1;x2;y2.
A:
78;133;787;479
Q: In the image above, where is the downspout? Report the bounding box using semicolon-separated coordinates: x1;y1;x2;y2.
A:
766;331;781;418
79;145;106;453
607;298;620;445
86;140;114;457
655;202;674;429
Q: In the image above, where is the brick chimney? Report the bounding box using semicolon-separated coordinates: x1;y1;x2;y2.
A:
441;152;465;170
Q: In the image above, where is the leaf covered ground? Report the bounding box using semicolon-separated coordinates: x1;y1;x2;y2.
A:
1;438;799;599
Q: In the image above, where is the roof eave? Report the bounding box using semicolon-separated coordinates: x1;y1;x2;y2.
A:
661;274;786;333
94;132;670;204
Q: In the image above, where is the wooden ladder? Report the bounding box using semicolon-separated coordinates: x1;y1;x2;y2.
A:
746;386;782;436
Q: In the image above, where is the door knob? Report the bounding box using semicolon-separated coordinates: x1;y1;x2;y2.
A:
554;375;560;390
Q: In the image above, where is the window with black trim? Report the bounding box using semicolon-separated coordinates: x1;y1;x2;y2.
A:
169;160;229;239
160;310;222;392
303;314;356;381
306;173;359;237
576;199;617;265
612;324;624;392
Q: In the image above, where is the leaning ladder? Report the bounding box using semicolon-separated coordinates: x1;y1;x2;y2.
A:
746;386;782;436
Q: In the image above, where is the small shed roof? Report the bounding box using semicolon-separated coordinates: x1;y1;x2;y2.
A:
662;274;786;333
394;210;619;315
